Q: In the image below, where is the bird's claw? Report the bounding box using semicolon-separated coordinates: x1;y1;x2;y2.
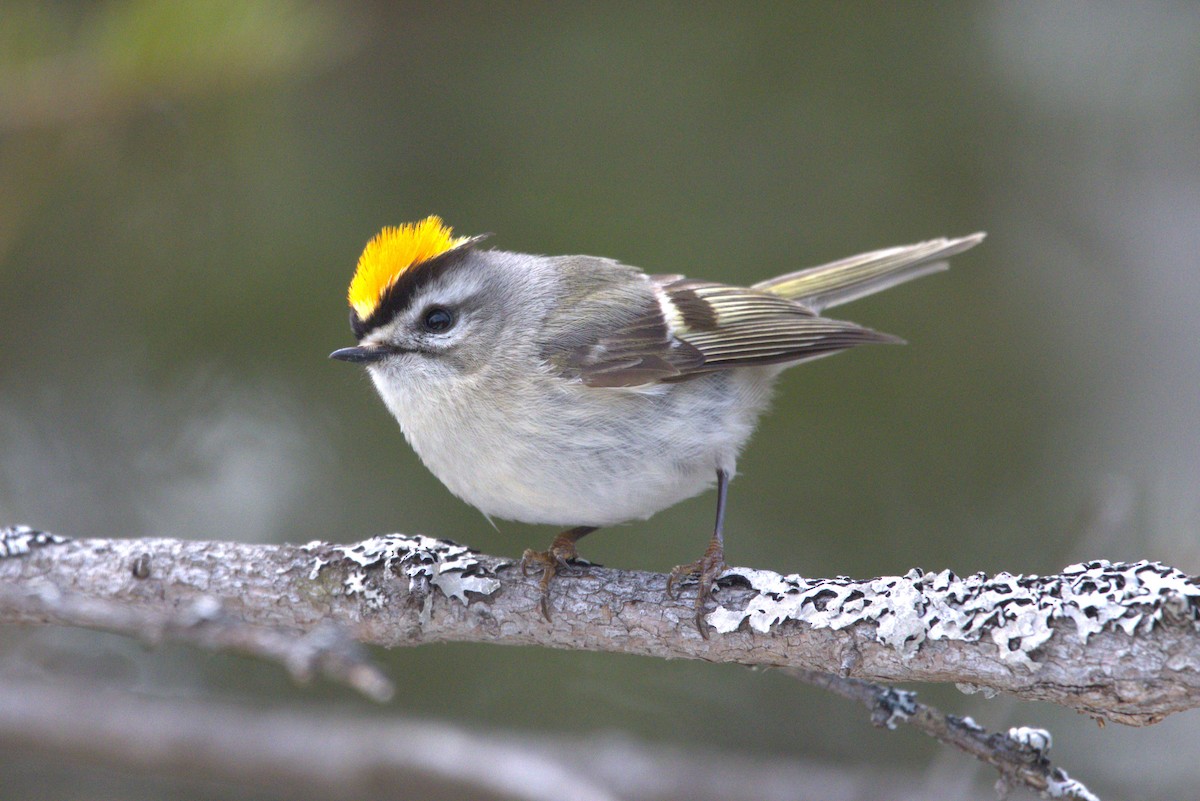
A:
520;541;586;621
668;548;727;639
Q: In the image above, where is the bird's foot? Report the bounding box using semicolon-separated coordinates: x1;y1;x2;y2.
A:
520;527;596;620
667;539;727;639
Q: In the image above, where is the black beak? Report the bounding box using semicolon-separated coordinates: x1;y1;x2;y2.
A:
329;346;389;365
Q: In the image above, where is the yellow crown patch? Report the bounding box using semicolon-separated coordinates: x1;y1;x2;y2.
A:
347;216;471;320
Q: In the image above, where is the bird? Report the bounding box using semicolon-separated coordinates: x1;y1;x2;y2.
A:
330;216;984;632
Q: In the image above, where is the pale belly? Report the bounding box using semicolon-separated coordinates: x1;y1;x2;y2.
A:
380;368;778;527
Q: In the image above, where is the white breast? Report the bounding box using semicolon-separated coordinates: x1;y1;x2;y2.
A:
373;364;779;527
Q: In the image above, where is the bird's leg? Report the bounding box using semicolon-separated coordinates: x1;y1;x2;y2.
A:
521;525;598;620
667;468;730;638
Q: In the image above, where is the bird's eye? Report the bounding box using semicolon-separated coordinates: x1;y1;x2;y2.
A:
422;306;455;333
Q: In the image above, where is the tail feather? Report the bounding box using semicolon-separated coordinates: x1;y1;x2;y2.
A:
753;232;985;312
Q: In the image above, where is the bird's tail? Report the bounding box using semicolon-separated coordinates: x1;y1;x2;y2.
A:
753;232;986;313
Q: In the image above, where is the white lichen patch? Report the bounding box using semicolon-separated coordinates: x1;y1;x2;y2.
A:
950;714;985;733
708;560;1200;666
1044;768;1101;801
306;535;503;613
0;526;67;558
1007;726;1053;753
874;687;918;730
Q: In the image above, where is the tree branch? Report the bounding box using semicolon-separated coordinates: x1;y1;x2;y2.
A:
784;668;1097;800
4;523;1200;800
0;580;394;701
10;526;1185;799
2;525;1198;727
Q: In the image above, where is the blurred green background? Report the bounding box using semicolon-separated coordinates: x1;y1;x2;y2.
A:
2;1;1198;799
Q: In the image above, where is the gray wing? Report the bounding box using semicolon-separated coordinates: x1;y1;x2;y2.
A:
541;268;705;388
548;271;895;389
653;277;898;373
545;233;984;389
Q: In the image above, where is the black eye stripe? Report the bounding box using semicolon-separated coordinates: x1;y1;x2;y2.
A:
348;236;490;340
422;306;455;333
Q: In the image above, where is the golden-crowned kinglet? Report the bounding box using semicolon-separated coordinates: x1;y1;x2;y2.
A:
331;216;983;629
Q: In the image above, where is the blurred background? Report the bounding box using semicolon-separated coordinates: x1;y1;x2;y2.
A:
1;2;1198;799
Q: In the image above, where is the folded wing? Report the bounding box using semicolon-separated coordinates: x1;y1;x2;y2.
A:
550;233;984;389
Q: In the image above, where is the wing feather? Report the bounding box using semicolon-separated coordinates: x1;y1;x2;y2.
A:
554;273;896;388
542;234;985;390
752;232;985;312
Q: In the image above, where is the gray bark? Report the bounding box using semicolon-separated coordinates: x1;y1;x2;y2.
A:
2;526;1197;727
